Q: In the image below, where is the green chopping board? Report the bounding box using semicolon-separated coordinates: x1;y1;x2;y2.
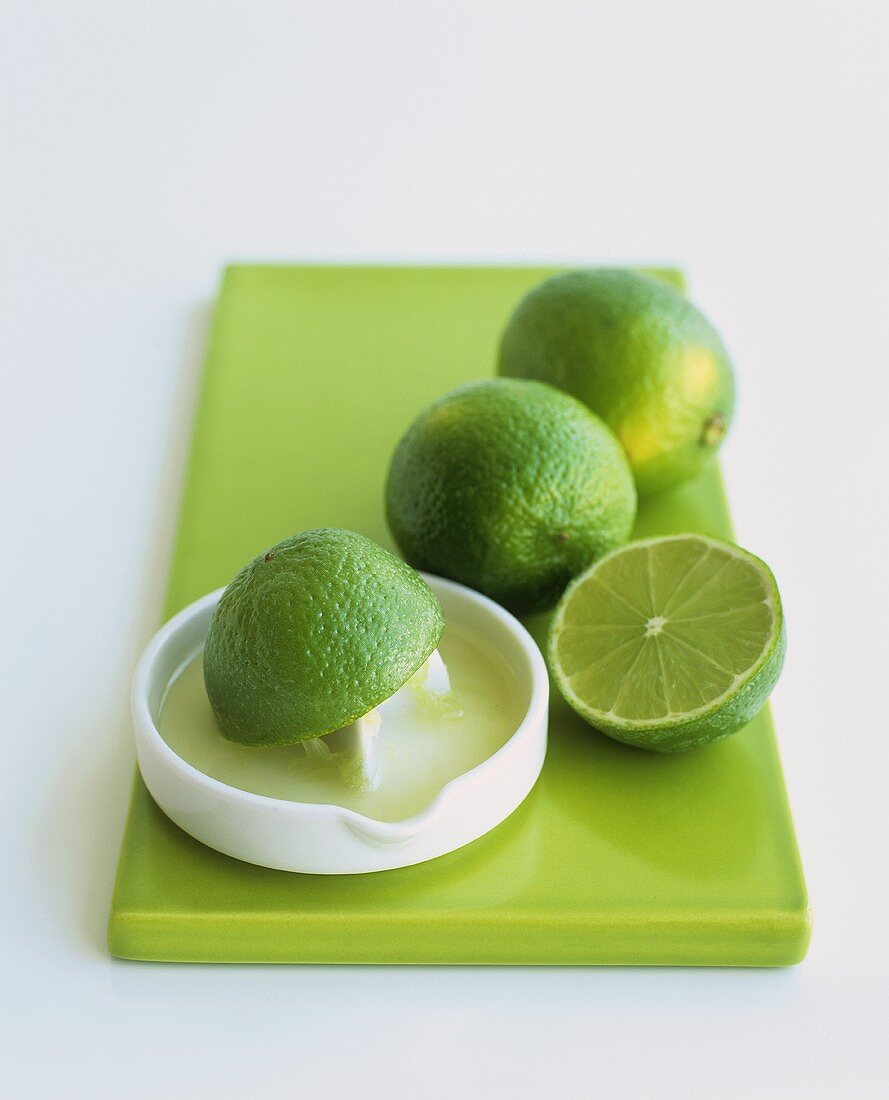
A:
108;264;811;966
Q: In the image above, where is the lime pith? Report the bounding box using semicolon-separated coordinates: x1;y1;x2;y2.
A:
548;534;785;752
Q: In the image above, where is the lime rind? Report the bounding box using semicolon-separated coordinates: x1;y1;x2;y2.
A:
548;534;785;752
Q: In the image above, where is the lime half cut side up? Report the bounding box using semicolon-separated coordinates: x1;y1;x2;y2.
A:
548;534;786;752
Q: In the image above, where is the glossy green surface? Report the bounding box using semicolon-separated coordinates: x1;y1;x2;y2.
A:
108;265;810;965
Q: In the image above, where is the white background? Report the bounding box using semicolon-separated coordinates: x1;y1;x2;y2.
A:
2;2;888;1097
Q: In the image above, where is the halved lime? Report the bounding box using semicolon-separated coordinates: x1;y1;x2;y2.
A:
548;534;785;752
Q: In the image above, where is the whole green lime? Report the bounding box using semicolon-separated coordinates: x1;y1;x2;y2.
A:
498;269;736;495
385;379;636;614
203;528;443;745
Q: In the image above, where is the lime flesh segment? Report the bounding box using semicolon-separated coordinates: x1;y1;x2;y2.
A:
549;534;785;752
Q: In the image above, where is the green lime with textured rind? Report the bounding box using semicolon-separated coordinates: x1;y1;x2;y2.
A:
203;528;444;746
549;534;785;752
386;378;637;615
498;269;736;496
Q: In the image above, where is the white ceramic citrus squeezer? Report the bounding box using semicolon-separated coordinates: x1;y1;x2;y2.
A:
131;574;548;874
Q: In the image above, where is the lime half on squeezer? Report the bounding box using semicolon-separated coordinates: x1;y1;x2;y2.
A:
203;528;444;746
